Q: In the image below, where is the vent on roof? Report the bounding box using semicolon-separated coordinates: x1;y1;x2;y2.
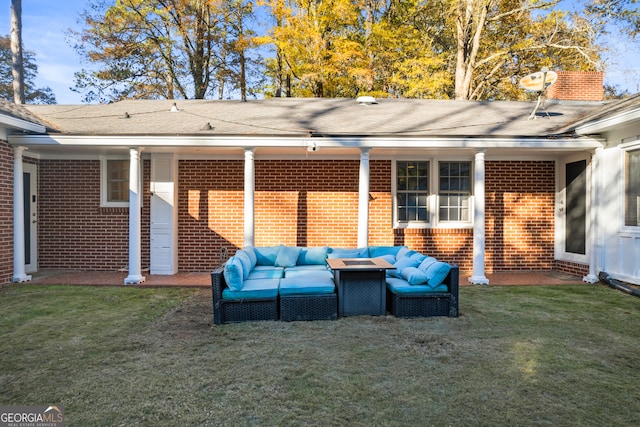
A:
356;96;377;105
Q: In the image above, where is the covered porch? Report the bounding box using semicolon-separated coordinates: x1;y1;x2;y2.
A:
23;269;587;288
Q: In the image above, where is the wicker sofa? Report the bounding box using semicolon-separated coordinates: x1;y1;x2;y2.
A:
211;245;459;324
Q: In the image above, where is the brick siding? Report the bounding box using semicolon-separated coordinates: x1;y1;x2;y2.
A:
485;161;556;272
0;142;13;284
38;159;151;271
547;71;604;102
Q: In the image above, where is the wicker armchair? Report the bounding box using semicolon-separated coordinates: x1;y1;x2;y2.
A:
387;264;459;318
211;266;279;325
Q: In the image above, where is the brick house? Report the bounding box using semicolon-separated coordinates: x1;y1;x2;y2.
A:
1;72;639;285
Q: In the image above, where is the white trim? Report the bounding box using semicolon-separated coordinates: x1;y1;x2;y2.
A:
576;109;640;135
10;134;602;151
100;155;144;208
555;154;591;265
0;114;46;134
13;147;31;282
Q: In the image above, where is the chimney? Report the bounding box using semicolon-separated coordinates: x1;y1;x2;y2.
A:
546;71;604;102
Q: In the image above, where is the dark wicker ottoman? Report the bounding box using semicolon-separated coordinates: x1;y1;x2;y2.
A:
280;294;338;321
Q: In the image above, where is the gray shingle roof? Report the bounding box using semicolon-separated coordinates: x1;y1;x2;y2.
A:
23;98;605;138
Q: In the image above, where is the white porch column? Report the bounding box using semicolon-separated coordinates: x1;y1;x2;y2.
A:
470;150;489;285
357;148;371;248
12;146;31;282
124;148;145;284
583;147;602;283
244;148;255;247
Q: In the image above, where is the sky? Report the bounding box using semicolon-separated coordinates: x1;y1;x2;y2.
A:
1;0;639;104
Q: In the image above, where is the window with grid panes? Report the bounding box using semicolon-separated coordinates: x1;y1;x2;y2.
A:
396;161;429;223
625;148;640;226
439;161;471;222
107;159;129;203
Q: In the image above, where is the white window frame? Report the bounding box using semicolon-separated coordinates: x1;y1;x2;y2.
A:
393;157;473;229
100;155;142;208
623;143;640;228
437;160;474;228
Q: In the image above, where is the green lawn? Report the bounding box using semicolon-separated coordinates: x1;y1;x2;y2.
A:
1;284;638;426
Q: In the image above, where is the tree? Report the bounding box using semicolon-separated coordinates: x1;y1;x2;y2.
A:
0;36;56;104
70;0;262;102
10;0;24;103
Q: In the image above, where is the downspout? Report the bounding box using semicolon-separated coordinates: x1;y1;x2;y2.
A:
598;272;640;297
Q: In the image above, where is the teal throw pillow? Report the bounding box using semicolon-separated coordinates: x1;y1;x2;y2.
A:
328;247;368;258
425;261;452;288
235;250;253;280
297;246;330;265
368;246;404;258
254;246;280;266
396;247;417;259
387;256;421;278
417;256;437;273
243;246;257;269
401;267;429;285
275;245;302;267
223;256;244;291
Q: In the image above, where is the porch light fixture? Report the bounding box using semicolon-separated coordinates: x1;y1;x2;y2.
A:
307;141;319;152
202;122;213;130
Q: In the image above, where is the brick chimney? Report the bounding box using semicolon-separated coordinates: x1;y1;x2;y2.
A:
546;71;604;101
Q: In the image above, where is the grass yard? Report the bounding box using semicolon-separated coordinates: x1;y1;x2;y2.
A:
1;284;639;426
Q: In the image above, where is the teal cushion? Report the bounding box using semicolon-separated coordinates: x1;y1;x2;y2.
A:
286;265;329;271
410;252;427;264
401;267;429;285
235;250;253;280
386;278;448;295
243;246;257;269
223;257;244;291
368;246;405;258
279;277;335;296
328;247;368;258
247;269;285;280
222;278;280;300
417;256;437;273
297;246;330;265
387;256;421;278
375;254;396;265
425;261;452;288
275;245;302;267
254;246;280;266
396;247;418;259
284;269;333;280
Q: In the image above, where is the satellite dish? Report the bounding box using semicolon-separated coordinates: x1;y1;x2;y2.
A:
519;69;558;92
519;68;557;120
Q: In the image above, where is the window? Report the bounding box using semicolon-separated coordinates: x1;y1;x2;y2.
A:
107;159;129;203
625;149;640;227
438;161;471;222
396;161;429;223
101;157;137;207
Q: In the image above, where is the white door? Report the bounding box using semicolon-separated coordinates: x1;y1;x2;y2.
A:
557;155;589;263
23;163;38;273
150;155;177;274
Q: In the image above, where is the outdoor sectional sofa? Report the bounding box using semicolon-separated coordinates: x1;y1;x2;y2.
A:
211;245;459;324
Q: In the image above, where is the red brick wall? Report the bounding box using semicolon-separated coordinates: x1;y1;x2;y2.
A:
0;142;13;284
38;159;151;271
178;160;395;270
485;160;556;272
547;71;603;102
29;157;579;275
178;159;559;273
